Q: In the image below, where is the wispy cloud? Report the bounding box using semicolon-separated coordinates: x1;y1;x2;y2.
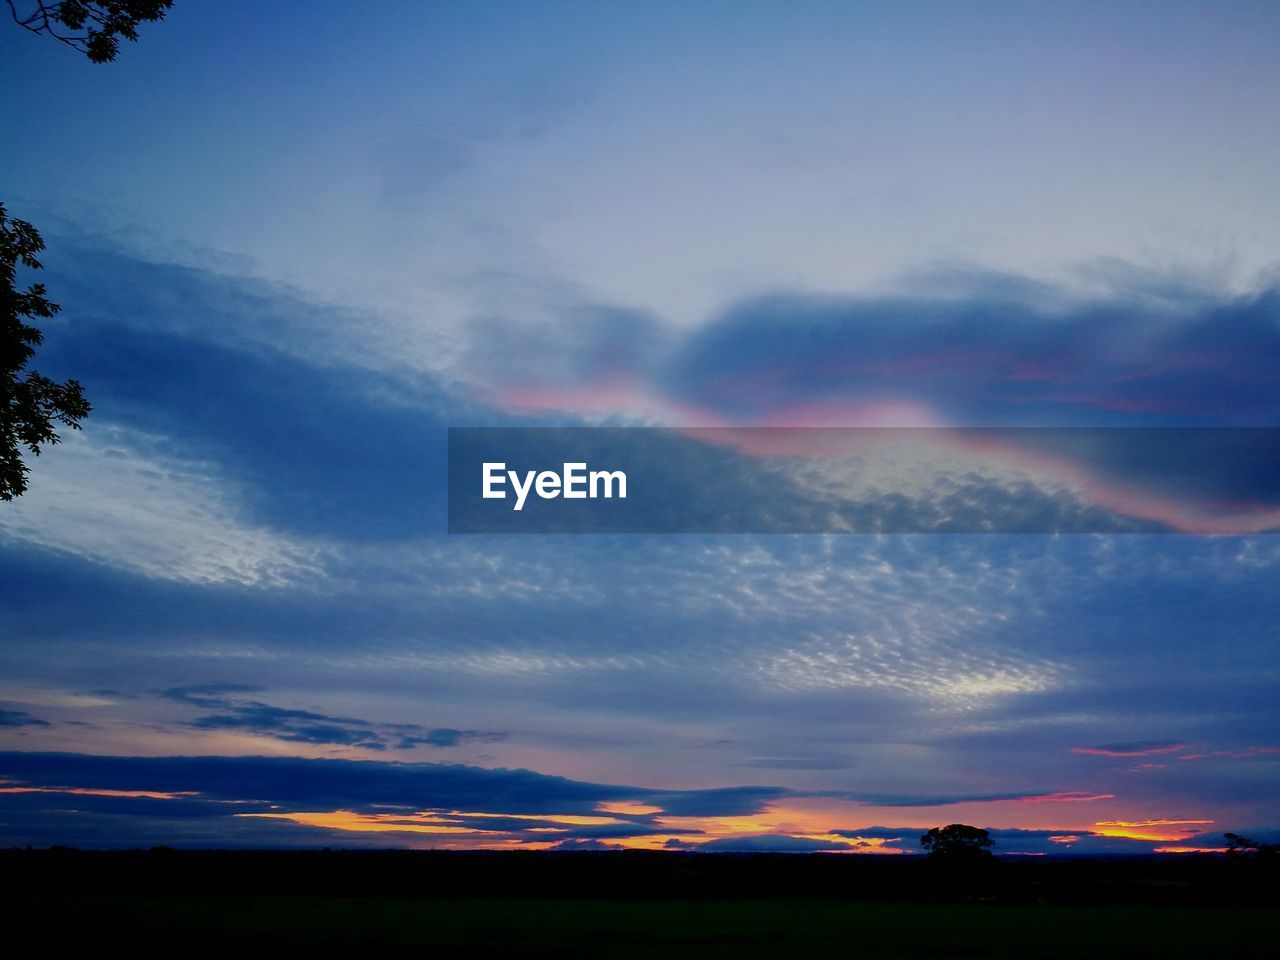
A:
153;686;505;753
1072;740;1193;758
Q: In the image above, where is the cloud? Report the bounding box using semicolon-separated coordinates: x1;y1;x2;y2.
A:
17;238;1280;553
0;749;1264;856
155;684;264;708
645;786;791;818
31;325;459;545
154;686;506;752
0;751;782;821
829;790;1113;808
23;239;484;548
0;709;49;728
41;236;451;380
464;269;1280;431
398;728;507;749
1072;740;1193;758
4;235;1280;852
0;425;326;586
657;279;1280;428
0;750;1141;852
454;269;1280;532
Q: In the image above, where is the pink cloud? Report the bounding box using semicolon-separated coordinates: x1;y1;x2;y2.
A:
1072;742;1192;758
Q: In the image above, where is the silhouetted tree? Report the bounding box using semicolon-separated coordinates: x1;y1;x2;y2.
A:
1;205;90;499
1225;832;1279;858
920;824;994;860
6;1;171;62
2;2;171;497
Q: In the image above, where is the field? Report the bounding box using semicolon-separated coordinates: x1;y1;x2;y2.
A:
7;849;1278;955
16;896;1280;957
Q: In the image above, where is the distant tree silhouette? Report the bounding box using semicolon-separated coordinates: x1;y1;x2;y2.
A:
5;1;171;62
2;2;171;498
1225;832;1278;858
920;824;994;860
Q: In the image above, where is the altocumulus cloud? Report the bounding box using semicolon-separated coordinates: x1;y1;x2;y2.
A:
3;236;1280;847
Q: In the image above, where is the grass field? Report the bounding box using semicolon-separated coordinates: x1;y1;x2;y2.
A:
17;896;1280;957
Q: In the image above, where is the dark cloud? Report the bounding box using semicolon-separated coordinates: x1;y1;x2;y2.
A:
157;687;506;752
662;280;1280;427
0;795;361;850
38;322;455;542
155;684;265;708
30;238;491;544
189;707;388;750
646;786;791;818
0;751;783;820
0;709;49;728
0;786;268;820
37;240;1280;544
394;728;508;749
544;838;628;851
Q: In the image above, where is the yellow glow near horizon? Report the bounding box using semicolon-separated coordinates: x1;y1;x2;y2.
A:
221;799;1222;854
235;808;634;836
597;801;665;816
239;812;484;835
1092;819;1214;842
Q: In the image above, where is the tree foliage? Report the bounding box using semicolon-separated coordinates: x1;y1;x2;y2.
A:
920;823;995;860
6;1;171;62
1;205;90;500
3;3;170;498
1225;832;1279;858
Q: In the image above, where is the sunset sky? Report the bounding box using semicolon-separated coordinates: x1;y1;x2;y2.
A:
1;0;1278;855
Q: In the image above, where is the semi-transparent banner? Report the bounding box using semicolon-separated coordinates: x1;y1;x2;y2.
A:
448;427;1280;534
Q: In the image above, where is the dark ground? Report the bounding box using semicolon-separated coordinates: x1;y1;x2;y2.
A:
5;849;1278;956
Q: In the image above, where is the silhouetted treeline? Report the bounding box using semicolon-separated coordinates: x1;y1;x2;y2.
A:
2;847;1277;906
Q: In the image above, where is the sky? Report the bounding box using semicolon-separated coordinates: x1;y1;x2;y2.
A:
1;0;1278;855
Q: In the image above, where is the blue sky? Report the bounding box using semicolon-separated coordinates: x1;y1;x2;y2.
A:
1;0;1278;854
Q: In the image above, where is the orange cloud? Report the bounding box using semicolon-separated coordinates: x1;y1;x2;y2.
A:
596;800;664;816
1010;791;1115;803
1093;819;1214;842
0;786;197;800
239;811;486;835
